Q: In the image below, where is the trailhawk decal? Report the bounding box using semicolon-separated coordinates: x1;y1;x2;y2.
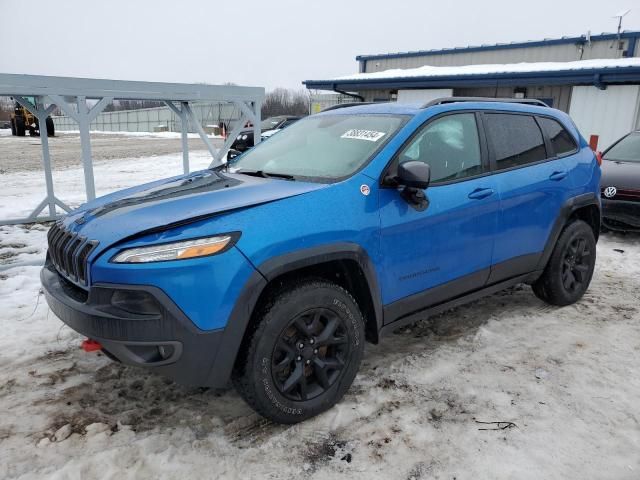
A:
341;129;386;142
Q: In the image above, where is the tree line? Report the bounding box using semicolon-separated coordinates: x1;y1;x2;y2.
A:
261;88;310;118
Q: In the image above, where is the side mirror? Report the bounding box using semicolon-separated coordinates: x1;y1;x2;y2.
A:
227;149;242;162
395;161;431;211
397;161;431;189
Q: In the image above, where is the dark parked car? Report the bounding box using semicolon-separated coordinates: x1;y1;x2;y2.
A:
600;130;640;232
230;115;300;153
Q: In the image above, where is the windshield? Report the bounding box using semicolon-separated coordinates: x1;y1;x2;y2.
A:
230;114;406;181
261;117;285;130
603;132;640;163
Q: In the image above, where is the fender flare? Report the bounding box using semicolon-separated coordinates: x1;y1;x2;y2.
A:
536;192;601;271
207;242;383;387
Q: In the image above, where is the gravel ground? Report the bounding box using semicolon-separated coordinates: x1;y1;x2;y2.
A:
0;130;220;174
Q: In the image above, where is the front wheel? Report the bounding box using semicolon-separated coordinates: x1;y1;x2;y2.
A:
233;279;365;424
532;220;596;306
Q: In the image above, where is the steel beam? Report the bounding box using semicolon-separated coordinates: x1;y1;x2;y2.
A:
0;73;264;102
11;96;70;220
165;101;191;174
76;96;95;201
211;108;251;165
183;103;218;162
0;74;264;226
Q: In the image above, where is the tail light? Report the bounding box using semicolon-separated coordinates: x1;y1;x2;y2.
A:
595;151;603;166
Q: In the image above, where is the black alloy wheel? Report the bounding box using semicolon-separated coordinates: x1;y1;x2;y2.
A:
561;237;592;294
233;279;365;424
532;219;596;306
272;308;349;401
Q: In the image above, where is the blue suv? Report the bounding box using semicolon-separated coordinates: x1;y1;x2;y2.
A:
41;98;601;423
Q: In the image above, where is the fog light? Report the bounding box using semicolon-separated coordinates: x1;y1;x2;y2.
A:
158;345;174;360
111;290;160;315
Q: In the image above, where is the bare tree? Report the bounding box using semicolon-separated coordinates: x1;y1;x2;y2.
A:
262;88;309;118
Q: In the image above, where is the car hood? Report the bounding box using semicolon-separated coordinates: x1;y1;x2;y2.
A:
60;170;326;250
601;160;640;190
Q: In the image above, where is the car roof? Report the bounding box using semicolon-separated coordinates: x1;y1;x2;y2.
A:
316;100;557;117
318;102;422;116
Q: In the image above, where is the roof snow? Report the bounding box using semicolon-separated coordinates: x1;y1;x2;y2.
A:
333;57;640;82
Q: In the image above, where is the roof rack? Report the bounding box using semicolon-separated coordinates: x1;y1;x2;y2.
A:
320;102;374;112
422;97;549;108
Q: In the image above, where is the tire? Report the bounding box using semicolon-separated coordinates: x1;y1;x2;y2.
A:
46;117;55;137
10;118;16;136
532;220;596;306
15;117;26;136
233;279;365;424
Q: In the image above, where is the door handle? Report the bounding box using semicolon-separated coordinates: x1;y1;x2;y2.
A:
549;170;568;181
468;187;494;200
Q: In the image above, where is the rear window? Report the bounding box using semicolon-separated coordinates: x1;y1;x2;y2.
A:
538;117;577;156
484;114;547;170
603;133;640;163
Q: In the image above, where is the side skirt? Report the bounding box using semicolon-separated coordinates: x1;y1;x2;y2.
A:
379;270;541;337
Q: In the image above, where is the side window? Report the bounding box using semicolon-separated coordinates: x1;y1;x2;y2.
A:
484;114;547;170
398;113;482;183
538;117;577;156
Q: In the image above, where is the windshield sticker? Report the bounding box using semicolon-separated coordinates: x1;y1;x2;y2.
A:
341;129;386;142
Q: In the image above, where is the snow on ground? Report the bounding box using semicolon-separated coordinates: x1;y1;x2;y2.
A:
0;150;214;224
1;155;640;479
1;229;639;479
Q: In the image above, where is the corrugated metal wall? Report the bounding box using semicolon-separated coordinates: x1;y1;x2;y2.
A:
397;89;453;103
455;86;572;112
568;85;640;149
52;102;242;133
363;38;635;73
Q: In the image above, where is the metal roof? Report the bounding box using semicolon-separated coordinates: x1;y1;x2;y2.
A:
0;73;264;101
303;58;640;91
355;31;640;62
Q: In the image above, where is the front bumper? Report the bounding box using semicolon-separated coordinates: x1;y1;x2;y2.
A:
41;262;226;387
601;198;640;232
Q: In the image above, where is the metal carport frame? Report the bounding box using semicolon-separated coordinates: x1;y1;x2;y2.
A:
0;73;264;226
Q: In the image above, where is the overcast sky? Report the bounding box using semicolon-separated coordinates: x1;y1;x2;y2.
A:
1;0;638;91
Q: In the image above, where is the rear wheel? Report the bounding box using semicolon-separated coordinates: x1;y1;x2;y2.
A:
10;118;16;136
532;220;596;306
233;279;365;424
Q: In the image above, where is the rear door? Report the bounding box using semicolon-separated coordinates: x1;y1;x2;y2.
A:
482;112;576;282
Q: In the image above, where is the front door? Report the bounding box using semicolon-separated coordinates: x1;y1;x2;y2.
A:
378;112;500;317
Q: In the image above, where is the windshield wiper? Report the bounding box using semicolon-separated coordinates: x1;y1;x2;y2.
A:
236;169;296;181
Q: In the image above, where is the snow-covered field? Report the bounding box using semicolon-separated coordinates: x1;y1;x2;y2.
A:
0;150;214;221
1;154;640;479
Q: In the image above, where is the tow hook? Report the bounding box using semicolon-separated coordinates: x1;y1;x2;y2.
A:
81;339;102;352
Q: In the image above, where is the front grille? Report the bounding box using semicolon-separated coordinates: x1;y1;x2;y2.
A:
601;188;640;203
47;222;98;286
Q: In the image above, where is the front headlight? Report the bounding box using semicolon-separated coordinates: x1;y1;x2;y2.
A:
112;234;237;263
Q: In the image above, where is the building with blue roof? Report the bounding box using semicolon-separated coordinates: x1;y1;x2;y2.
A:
304;31;640;148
